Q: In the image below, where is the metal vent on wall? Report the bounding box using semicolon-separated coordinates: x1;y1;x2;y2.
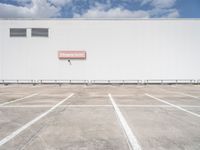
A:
10;28;27;37
31;28;49;37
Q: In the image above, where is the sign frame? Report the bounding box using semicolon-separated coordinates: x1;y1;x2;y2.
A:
58;51;86;59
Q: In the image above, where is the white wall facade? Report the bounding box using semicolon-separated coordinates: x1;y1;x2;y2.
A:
0;19;200;80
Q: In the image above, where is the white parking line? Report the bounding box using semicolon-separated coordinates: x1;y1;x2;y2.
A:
157;87;200;99
0;93;74;147
0;93;39;106
110;95;136;97
118;105;200;108
66;105;112;107
145;93;200;118
0;105;112;108
177;92;199;99
1;104;200;108
108;94;141;150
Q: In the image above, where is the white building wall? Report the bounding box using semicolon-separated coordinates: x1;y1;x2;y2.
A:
0;19;200;80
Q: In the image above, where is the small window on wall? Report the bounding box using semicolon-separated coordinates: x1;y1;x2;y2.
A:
31;28;49;37
10;28;27;37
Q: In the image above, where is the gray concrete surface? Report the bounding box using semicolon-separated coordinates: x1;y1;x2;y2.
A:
0;85;200;150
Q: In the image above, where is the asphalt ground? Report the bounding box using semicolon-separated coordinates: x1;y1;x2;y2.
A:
0;84;200;150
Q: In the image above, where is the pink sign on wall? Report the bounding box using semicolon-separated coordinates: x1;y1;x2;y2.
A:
58;51;86;59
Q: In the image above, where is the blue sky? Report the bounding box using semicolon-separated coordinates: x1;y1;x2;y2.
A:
0;0;199;18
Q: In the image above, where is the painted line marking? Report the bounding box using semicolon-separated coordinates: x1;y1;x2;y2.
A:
177;92;199;99
157;87;200;99
108;94;141;150
1;104;200;108
0;105;112;108
0;93;39;106
66;105;112;107
109;95;138;97
0;93;74;147
145;93;200;118
119;105;200;108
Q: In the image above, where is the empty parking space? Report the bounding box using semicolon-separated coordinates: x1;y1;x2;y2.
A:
156;85;200;99
0;94;25;104
2;108;129;150
9;94;68;106
112;95;165;106
157;96;200;106
181;107;200;115
146;93;200;106
120;107;200;150
64;95;111;106
0;85;200;150
0;93;38;105
0;107;48;140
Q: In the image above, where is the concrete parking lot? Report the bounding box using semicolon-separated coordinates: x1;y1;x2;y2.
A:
0;84;200;150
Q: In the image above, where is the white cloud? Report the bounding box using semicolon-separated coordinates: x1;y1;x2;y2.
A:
49;0;72;7
74;2;150;18
149;8;179;18
139;0;176;8
16;0;32;4
0;3;29;18
74;7;150;18
151;0;176;8
0;0;61;18
74;2;179;18
164;9;179;18
15;0;72;6
0;0;179;18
